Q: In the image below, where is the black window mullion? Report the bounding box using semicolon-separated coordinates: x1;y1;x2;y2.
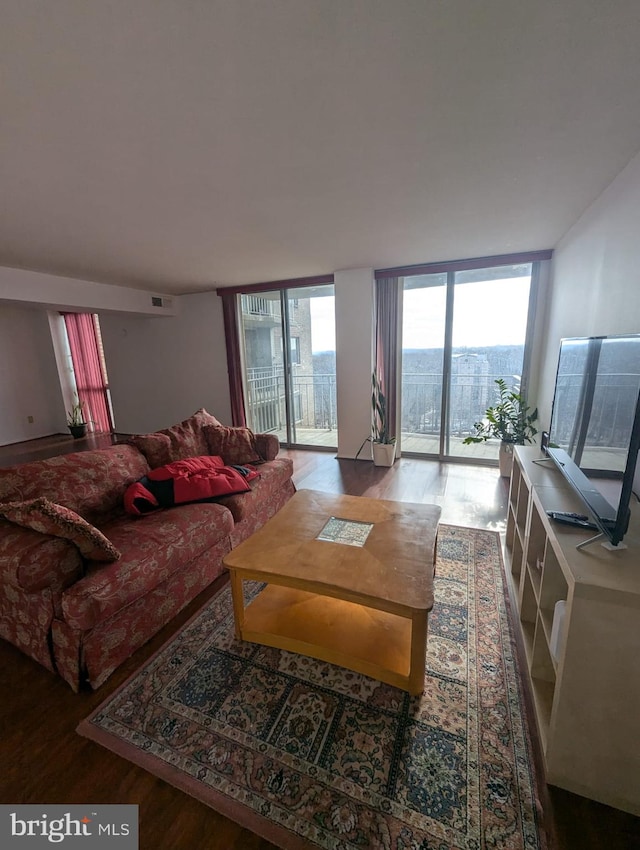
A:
440;272;455;457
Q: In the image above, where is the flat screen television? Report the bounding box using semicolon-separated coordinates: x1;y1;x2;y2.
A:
546;334;640;547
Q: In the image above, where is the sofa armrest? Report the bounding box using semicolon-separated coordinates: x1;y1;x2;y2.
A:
0;520;84;593
255;433;280;461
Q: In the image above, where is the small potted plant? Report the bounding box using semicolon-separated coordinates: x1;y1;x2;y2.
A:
67;397;88;439
463;378;538;476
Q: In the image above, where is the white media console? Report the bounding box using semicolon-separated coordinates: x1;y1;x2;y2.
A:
505;446;640;816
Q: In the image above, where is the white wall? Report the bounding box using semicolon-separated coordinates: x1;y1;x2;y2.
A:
0;271;230;445
335;268;375;459
537;151;640;429
99;291;231;434
0;305;65;445
0;266;178;316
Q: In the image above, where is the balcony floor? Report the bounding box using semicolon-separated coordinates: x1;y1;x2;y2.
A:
270;427;500;462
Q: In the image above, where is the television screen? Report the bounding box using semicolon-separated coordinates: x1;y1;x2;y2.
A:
547;335;640;546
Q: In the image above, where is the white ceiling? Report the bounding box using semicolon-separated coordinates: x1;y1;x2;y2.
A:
1;1;640;296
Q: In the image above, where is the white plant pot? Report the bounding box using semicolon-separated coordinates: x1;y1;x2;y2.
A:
373;441;396;467
499;441;514;477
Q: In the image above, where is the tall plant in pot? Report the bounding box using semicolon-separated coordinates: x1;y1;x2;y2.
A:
371;369;397;466
355;370;397;466
463;378;538;476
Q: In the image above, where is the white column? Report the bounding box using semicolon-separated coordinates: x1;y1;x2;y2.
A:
334;268;375;459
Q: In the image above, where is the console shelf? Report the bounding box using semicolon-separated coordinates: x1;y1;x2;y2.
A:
505;447;640;816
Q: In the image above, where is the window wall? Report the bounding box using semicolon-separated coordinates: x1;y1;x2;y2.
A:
400;262;536;463
240;284;337;448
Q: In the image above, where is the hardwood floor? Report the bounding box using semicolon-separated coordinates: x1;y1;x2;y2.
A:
1;444;638;849
0;432;130;466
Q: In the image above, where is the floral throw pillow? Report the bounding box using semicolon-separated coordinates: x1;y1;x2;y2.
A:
162;421;203;460
203;424;263;466
128;433;173;469
0;497;121;562
190;408;222;430
129;410;222;467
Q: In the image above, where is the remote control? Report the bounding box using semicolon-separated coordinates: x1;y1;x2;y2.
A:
548;511;589;521
546;511;598;529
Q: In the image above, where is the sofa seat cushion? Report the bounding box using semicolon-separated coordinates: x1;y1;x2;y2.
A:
0;445;149;526
216;457;294;522
0;519;84;592
61;501;234;631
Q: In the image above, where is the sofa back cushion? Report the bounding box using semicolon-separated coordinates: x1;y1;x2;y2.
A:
203;424;263;465
127;433;173;469
128;408;222;468
0;445;149;525
254;432;280;462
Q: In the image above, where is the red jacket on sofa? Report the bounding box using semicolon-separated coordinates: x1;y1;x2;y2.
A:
124;455;260;515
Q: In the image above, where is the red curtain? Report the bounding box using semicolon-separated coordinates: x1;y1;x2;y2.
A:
221;292;247;427
62;313;113;433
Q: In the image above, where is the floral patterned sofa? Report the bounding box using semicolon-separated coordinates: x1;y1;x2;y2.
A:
0;409;295;691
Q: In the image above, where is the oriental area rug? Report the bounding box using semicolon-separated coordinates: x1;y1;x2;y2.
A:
77;525;548;850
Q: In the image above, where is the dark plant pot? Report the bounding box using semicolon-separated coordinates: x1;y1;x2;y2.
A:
69;423;88;439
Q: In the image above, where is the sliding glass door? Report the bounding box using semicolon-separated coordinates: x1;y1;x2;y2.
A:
240;284;336;448
401;263;534;463
400;273;448;455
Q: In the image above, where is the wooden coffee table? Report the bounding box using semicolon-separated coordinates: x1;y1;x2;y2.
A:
223;489;441;694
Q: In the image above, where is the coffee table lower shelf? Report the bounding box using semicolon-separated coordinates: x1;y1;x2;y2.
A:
234;583;427;694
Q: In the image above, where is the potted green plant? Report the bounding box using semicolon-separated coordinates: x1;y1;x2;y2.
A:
67;397;88;439
463;378;538;476
371;368;397;467
355;370;397;466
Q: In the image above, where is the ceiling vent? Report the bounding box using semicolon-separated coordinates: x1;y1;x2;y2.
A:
151;296;173;309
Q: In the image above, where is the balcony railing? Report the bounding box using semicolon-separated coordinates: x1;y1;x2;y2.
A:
246;369;521;443
240;295;281;319
401;372;521;437
246;367;337;436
